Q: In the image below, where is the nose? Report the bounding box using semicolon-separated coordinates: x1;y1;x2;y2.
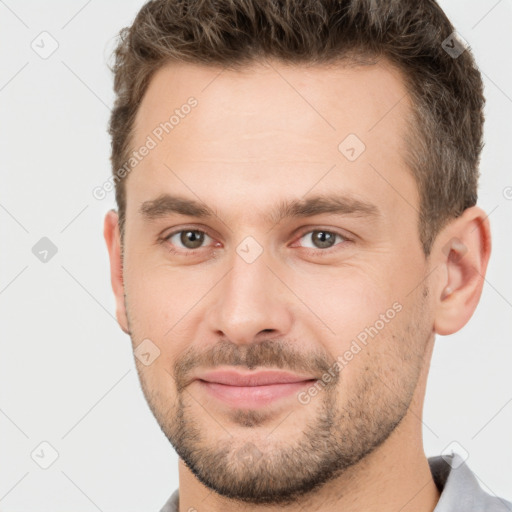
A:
206;247;293;346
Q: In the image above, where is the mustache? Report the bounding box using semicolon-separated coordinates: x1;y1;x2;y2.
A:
172;337;336;391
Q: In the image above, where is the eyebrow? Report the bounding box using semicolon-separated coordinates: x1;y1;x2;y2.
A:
139;192;380;225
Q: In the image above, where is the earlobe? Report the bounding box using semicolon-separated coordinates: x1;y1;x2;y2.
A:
433;206;492;336
103;210;130;335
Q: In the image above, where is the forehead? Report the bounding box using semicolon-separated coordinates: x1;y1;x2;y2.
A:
127;58;418;226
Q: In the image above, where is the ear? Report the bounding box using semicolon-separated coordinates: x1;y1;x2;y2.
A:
433;206;492;335
103;210;130;334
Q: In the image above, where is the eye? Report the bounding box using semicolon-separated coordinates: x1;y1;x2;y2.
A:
294;229;350;252
160;226;351;257
163;228;214;253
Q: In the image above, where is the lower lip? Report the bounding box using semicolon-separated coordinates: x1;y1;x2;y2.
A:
197;379;317;408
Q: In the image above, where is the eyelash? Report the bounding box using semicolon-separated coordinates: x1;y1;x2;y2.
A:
160;226;352;257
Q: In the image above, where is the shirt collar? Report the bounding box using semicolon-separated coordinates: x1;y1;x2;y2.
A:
430;452;511;511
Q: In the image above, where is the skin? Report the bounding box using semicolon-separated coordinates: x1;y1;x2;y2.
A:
104;58;491;512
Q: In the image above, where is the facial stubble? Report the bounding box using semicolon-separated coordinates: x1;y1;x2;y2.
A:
126;288;429;505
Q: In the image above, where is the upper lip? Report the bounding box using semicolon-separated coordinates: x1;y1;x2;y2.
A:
194;369;317;387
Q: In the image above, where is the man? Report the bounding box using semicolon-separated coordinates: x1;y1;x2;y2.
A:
103;0;511;510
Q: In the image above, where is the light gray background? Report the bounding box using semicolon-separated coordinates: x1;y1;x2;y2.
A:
1;0;511;510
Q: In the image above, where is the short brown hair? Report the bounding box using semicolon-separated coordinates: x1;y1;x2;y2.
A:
108;0;485;256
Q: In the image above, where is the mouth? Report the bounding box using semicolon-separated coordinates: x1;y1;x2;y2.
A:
193;369;318;408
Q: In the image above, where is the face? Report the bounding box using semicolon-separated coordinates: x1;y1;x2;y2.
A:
110;59;437;504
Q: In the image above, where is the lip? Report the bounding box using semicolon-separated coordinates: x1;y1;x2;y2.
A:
195;369;316;386
193;369;318;408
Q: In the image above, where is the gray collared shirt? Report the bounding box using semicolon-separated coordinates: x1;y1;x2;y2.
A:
159;453;512;511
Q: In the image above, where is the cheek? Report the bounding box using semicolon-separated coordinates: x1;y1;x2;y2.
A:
123;271;172;364
327;308;414;408
294;269;411;391
123;263;205;377
290;268;394;341
124;252;178;325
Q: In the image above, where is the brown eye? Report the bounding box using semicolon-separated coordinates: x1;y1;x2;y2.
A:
165;229;212;251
